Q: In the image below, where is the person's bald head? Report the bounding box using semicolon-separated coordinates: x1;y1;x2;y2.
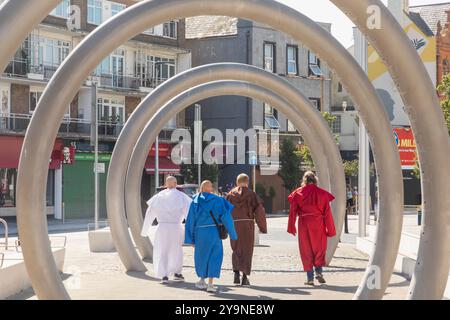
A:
165;176;178;189
200;180;213;193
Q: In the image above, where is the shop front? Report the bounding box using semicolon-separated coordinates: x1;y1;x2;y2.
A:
0;136;63;217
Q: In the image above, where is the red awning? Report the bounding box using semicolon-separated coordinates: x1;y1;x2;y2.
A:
0;136;63;169
144;157;180;175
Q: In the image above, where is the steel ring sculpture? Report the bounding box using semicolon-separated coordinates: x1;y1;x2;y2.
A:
118;63;344;266
0;0;446;299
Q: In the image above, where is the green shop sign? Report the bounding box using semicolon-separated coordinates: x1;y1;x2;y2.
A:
75;153;112;162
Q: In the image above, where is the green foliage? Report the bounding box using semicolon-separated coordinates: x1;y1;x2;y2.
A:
268;186;276;199
413;74;450;178
437;73;450;137
278;138;302;192
255;183;266;199
342;159;359;177
295;112;338;170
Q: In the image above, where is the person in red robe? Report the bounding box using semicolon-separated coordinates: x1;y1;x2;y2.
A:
287;171;336;286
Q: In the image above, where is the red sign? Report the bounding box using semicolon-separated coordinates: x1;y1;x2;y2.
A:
149;143;172;157
393;127;417;169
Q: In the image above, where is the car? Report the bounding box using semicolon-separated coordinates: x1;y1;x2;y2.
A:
156;184;199;199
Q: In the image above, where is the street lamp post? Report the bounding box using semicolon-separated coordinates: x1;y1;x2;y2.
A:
354;27;370;237
90;82;99;230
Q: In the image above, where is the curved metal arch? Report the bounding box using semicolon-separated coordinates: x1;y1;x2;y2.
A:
332;0;450;301
118;63;343;266
11;0;406;300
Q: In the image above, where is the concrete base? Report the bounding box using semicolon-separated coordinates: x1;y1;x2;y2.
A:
88;229;116;253
356;224;450;299
0;248;65;299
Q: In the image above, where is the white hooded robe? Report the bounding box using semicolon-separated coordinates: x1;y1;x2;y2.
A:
141;188;192;279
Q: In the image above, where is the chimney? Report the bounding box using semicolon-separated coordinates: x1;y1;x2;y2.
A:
388;0;410;27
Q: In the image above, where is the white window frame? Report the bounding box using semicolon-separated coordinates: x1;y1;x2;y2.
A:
29;87;70;118
331;115;342;134
50;0;70;18
264;42;275;73
88;0;103;25
97;97;125;123
110;2;125;17
263;102;280;130
308;51;324;77
287;45;298;75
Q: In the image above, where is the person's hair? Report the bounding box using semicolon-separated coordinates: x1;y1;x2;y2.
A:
236;173;249;185
301;171;318;187
200;180;212;193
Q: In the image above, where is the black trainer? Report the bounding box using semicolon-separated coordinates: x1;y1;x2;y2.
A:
234;271;240;285
174;274;185;282
315;273;326;284
241;275;250;286
161;276;169;284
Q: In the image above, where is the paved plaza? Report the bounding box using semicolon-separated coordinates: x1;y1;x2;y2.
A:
8;216;410;300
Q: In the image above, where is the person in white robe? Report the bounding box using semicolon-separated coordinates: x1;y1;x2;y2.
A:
141;176;192;283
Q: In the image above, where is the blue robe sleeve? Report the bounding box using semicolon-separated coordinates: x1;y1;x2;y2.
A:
220;198;238;241
184;202;196;245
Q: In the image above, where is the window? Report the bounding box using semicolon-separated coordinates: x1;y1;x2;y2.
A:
287;120;296;132
29;88;70;117
135;52;176;87
0;169;55;208
97;97;125;123
50;0;70;18
29;90;42;113
264;103;280;129
308;51;324;77
28;35;70;69
163;21;177;38
287;45;298;75
111;2;125;16
143;21;178;38
88;0;102;25
337;82;343;93
331;115;342;134
94;49;125;88
309;98;321;111
263;42;276;73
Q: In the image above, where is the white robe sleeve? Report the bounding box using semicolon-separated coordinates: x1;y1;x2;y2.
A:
181;193;193;219
141;195;158;237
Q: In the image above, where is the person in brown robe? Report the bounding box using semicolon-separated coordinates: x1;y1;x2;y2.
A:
225;174;267;286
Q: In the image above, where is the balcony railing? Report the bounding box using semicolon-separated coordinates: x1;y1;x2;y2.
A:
4;58;172;92
0;113;124;138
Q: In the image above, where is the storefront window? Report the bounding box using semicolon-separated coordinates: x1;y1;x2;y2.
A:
0;169;55;208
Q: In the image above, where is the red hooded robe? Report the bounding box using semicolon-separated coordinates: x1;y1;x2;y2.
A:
287;184;336;271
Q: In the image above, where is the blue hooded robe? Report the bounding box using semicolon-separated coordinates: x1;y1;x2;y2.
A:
185;192;238;279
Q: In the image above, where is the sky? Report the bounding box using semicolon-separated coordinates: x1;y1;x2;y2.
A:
276;0;450;48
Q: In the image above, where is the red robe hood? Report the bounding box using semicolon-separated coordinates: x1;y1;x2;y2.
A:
288;184;335;206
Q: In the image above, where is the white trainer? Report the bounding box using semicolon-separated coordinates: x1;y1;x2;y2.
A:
206;284;218;293
195;280;207;290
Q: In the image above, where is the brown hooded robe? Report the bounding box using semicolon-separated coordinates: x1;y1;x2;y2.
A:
226;187;267;275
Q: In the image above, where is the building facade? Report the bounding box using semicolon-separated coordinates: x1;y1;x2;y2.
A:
0;0;191;218
181;17;332;213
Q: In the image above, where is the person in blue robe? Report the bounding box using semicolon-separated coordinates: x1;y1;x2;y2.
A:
185;180;238;293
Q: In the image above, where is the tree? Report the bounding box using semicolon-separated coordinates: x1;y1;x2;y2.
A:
343;159;359;177
278;138;302;192
437;73;450;137
413;73;450;178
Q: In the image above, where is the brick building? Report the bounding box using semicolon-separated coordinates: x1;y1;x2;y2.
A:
0;0;191;218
